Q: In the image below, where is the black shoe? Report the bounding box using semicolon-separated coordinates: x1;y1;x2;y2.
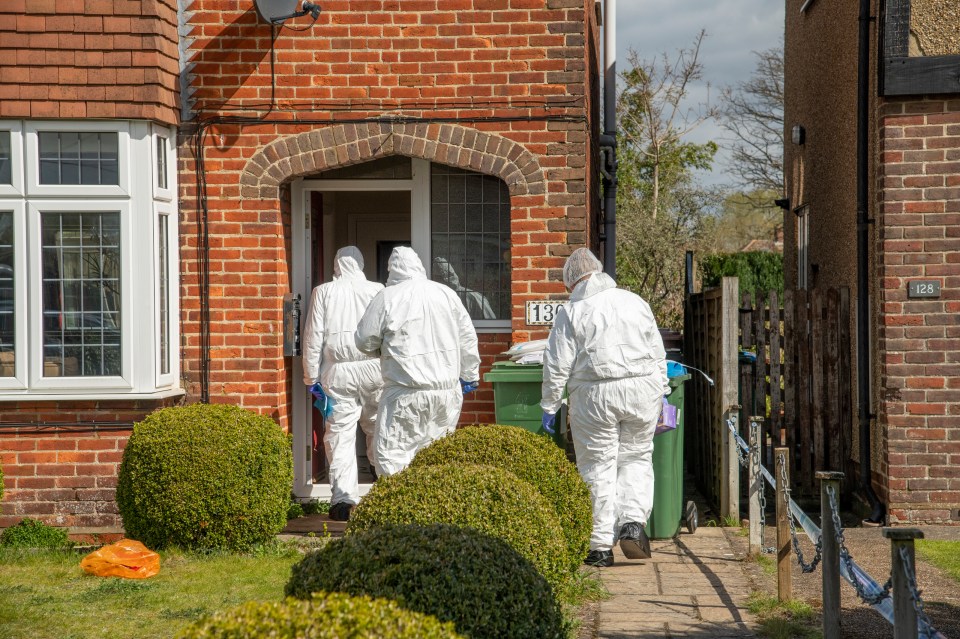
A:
584;549;614;567
328;502;354;522
618;522;651;559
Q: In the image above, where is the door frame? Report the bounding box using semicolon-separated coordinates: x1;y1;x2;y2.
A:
289;159;430;499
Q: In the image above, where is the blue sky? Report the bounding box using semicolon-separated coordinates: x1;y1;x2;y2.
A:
616;0;786;186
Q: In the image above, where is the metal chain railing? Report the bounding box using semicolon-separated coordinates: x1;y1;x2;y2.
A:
779;451;822;573
898;545;937;639
826;485;893;605
751;419;775;554
728;416;748;468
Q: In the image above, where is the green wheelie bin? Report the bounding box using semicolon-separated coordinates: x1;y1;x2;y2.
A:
483;361;566;447
645;372;696;539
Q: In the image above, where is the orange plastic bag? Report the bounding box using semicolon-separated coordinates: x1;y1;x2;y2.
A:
80;539;160;579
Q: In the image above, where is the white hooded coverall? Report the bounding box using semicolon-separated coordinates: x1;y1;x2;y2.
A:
541;266;668;552
301;247;384;506
355;247;481;477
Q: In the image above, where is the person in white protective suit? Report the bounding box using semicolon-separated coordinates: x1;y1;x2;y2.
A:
541;248;669;567
301;246;384;522
355;246;481;477
432;256;497;320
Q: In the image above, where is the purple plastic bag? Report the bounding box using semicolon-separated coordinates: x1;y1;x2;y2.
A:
655;397;677;435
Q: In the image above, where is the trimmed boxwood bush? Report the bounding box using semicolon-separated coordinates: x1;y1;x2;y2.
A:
347;464;569;595
286;524;567;639
116;404;293;551
0;518;70;549
176;592;464;639
410;424;591;573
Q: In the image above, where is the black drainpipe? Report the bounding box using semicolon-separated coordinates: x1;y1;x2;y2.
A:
857;0;885;524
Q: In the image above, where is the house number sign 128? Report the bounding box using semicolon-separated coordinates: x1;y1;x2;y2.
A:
525;300;566;326
908;280;941;299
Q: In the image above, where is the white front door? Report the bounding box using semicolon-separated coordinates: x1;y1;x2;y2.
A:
289;159;431;499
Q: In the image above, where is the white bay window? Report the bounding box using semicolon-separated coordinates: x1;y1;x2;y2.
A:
0;120;180;397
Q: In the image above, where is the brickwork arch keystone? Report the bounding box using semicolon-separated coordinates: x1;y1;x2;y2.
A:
240;122;545;200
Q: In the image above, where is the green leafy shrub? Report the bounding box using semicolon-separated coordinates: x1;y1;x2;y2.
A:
286;524;566;639
700;251;784;298
287;502;305;520
302;500;330;515
116;404;293;551
347;464;569;596
410;424;591;573
0;518;70;549
176;592;464;639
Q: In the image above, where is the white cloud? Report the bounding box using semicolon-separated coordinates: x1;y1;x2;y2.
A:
612;0;786;186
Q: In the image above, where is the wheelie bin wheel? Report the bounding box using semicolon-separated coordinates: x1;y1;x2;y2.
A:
683;501;698;534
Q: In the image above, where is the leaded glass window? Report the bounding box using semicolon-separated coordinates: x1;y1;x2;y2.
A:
158;214;169;376
0;212;13;376
39;131;119;186
430;164;511;320
41;212;121;377
0;132;11;185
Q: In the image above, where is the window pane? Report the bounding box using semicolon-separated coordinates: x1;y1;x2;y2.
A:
430;163;511;321
156;137;168;190
37;132;120;186
158;215;169;375
0;212;14;376
0;132;11;185
315;155;412;180
41;212;122;377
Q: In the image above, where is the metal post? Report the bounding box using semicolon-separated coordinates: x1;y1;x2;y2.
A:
818;471;845;639
883;528;925;639
775;447;792;601
748;417;762;554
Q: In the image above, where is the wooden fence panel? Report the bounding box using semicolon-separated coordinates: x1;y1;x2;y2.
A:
736;286;851;498
769;292;782;451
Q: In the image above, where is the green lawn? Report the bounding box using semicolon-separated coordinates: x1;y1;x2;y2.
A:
917;540;960;583
0;543;306;639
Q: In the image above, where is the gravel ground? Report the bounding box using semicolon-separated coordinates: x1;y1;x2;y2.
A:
726;520;960;638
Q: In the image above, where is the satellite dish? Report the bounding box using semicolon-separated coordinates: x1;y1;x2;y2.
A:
254;0;300;23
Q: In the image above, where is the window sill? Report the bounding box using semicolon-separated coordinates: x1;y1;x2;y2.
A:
0;387;186;402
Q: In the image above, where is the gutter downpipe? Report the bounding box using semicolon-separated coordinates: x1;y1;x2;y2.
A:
857;0;885;523
601;0;617;277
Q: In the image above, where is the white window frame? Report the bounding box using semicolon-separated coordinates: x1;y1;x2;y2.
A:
27;200;134;392
0;121;25;197
155;202;179;389
0;120;182;399
24;120;131;198
0;201;28;390
152;124;175;202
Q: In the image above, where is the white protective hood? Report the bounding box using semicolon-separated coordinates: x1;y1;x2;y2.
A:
301;247;384;388
356;247;480;390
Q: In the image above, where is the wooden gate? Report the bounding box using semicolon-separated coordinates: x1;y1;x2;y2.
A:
739;288;852;497
684;277;739;517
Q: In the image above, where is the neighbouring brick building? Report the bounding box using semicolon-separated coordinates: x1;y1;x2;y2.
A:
785;0;960;524
0;0;602;532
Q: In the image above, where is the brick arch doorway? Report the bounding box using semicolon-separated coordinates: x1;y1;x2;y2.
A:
290;156;524;499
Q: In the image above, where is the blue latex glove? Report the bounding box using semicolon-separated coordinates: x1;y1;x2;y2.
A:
460;379;479;394
541;412;556;435
309;383;334;419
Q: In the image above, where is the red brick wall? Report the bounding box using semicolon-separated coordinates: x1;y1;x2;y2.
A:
0;0;179;123
179;0;599;425
876;98;960;524
0;400;180;531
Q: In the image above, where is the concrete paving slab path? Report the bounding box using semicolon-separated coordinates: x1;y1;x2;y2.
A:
588;527;759;639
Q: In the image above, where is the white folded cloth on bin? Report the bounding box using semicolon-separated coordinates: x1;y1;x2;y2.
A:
504;339;548;365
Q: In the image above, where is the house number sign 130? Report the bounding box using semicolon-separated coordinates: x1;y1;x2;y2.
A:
908;280;941;299
525;300;566;325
